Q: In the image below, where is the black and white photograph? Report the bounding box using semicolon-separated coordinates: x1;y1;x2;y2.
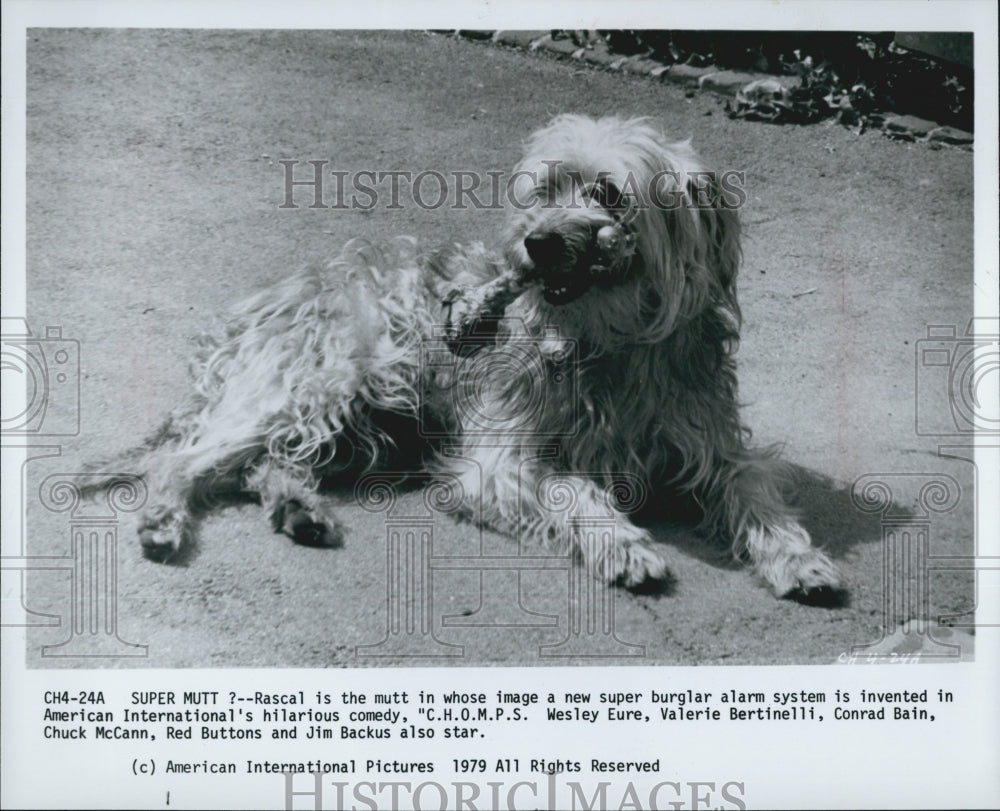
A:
2;1;998;809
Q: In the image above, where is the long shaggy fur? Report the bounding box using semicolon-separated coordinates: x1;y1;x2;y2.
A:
123;114;842;598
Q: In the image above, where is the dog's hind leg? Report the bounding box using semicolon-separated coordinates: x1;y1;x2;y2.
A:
246;461;344;548
139;444;344;559
135;406;267;561
137;454;245;562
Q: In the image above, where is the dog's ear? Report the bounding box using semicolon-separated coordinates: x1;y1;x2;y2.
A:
649;168;741;326
689;171;741;298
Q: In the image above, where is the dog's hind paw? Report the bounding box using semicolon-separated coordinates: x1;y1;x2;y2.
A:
138;511;190;562
272;499;344;548
289;517;343;548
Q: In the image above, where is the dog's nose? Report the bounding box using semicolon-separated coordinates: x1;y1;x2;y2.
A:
523;232;566;265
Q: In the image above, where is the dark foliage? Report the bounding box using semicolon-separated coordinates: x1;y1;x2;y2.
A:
579;31;972;132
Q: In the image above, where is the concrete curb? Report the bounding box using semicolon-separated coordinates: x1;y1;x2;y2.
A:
438;30;973;148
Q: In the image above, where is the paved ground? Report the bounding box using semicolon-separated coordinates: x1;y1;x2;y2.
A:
22;29;977;666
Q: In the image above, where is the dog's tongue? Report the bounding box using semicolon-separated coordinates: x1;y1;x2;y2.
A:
442;266;539;355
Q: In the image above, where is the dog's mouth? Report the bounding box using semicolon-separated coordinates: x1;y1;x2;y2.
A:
441;190;637;355
523;181;639;306
539;269;594;305
525;228;636;306
542;283;586;305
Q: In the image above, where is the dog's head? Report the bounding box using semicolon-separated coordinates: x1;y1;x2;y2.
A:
504;115;742;349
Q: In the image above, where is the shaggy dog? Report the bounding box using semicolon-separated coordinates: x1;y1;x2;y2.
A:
127;115;842;599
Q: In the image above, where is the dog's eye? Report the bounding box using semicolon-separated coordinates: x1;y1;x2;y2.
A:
586;179;626;211
534;181;558;205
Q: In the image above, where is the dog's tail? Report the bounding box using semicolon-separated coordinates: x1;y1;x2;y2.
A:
75;409;188;499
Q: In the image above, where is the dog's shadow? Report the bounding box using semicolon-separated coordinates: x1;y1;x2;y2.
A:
790;465;887;561
633;465;887;607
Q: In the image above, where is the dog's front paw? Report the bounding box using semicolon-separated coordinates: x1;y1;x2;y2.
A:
615;537;671;592
138;511;190;562
770;548;845;605
583;525;670;591
743;523;846;605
